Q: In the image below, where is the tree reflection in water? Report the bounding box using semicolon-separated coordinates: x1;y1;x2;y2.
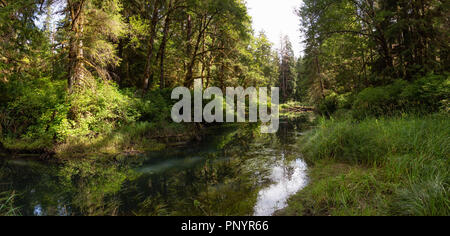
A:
0;114;313;216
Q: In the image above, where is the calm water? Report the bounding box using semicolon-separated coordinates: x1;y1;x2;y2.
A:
0;115;312;216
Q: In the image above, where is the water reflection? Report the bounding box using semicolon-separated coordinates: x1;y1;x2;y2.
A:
254;158;308;216
0;114;313;216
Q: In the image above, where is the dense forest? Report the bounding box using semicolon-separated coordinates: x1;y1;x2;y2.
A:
0;0;449;216
297;0;449;117
0;0;282;155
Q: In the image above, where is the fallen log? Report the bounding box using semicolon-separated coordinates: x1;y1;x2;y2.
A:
151;134;190;139
283;106;316;113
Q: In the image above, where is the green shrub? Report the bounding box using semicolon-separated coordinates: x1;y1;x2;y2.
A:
1;75;179;153
352;74;450;119
0;76;68;150
0;72;193;155
400;74;450;113
317;92;355;116
317;93;339;116
52;83;184;156
138;88;173;123
59;81;140;140
352;80;408;119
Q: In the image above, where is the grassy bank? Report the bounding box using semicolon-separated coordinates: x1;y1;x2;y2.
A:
0;192;20;216
53;122;197;158
280;113;449;216
1;121;198;158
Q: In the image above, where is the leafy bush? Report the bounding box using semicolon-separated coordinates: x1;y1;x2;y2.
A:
138;88;173;123
317;93;339;116
0;76;67;150
59;81;140;140
1;75;179;154
52;83;184;156
352;80;408;119
400;74;450;113
352;74;450;119
317;92;354;116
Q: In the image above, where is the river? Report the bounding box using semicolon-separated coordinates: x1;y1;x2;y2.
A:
0;114;313;216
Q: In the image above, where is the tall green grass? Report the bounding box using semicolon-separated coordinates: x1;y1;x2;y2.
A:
0;191;20;216
287;113;449;216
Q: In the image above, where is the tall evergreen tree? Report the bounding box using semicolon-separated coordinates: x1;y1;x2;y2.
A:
278;36;296;102
64;0;125;92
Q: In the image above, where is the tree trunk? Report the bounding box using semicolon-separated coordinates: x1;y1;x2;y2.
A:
184;15;205;87
68;0;86;93
315;52;325;99
143;0;160;91
184;14;214;87
159;0;173;90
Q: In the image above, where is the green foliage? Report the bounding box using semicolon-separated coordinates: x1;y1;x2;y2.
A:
317;94;338;116
0;191;20;216
283;162;388;216
352;80;408;119
0;0;281;155
55;82;179;156
301;114;449;164
390;175;450;216
0;74;178;154
291;114;450;216
62;81;139;139
138;88;174;123
0;76;67;150
352;74;450;119
239;32;279;88
316;92;353;116
298;0;449;110
400;74;450;113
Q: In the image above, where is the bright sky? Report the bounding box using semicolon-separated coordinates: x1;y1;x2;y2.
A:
246;0;304;58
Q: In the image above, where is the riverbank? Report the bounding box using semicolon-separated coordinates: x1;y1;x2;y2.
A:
0;101;311;159
0;121;202;159
279;113;449;216
0;80;202;159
